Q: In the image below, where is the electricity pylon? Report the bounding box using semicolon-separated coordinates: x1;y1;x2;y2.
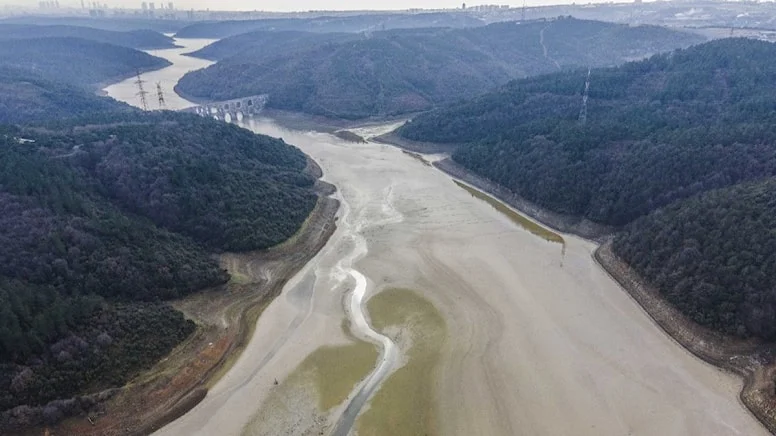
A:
156;82;166;109
135;71;149;111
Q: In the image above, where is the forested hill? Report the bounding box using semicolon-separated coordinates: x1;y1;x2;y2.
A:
0;112;318;430
399;38;776;225
0;24;176;50
400;37;776;341
614;180;776;340
0;37;170;89
186;30;358;62
0;67;130;124
177;17;702;119
0;16;187;33
174;12;485;38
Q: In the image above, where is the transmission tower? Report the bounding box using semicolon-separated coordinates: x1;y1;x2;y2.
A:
579;68;591;125
135;71;149;111
521;0;526;22
156;82;166;109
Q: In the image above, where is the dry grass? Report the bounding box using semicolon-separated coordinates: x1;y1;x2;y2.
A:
455;180;565;245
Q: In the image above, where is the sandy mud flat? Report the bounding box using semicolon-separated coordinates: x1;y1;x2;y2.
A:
155;117;768;436
102;39;767;435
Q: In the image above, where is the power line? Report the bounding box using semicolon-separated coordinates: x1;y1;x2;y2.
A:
135;70;149;111
156;82;166;109
522;0;526;22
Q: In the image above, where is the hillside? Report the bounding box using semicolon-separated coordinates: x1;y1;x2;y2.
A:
0;24;176;50
174;12;485;38
0;67;130;124
400;38;776;225
0;112;318;430
0;16;187;33
399;37;776;340
177;18;703;119
613;179;776;339
186;30;358;62
0;37;170;89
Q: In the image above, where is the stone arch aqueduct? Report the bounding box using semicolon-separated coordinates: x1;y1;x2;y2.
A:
181;94;269;121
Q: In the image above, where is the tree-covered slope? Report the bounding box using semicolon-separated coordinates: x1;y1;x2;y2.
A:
400;37;776;341
0;67;130;124
0;37;170;89
186;30;358;62
400;38;776;225
176;18;703;119
0;24;176;50
0;112;318;428
174;12;485;39
613;179;776;339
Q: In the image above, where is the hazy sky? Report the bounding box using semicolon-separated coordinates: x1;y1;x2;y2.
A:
0;0;589;13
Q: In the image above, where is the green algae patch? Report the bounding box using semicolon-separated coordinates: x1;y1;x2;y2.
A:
358;288;446;436
454;180;565;245
241;335;378;436
298;341;379;411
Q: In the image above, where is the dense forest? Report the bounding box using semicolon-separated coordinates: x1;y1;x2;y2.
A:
0;24;176;50
174;12;485;38
400;38;776;225
0;67;131;124
178;18;702;119
614;180;776;339
0;37;170;89
400;38;776;339
0;25;168;123
186;30;359;62
0;112;318;429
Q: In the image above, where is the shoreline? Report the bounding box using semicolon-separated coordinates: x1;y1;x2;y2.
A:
377;131;776;434
42;158;340;436
93;61;173;97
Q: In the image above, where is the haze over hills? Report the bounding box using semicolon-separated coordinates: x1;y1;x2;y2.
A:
173;12;485;38
399;37;776;340
0;24;177;50
0;15;187;33
0;37;170;89
185;29;359;62
0;33;168;123
178;17;704;119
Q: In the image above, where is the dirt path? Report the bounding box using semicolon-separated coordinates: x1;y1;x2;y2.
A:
540;23;562;70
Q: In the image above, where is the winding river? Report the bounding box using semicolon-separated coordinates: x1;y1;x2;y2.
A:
105;38;769;436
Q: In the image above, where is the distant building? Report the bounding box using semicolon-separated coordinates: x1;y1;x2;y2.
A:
168;2;174;10
141;1;147;10
462;2;466;9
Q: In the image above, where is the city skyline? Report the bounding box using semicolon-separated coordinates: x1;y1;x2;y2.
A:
1;0;626;12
